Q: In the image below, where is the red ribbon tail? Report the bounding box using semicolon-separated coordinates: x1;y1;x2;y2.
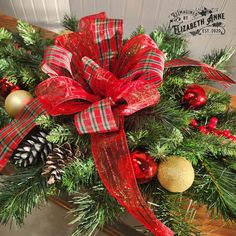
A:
165;57;235;85
91;115;173;236
0;99;47;171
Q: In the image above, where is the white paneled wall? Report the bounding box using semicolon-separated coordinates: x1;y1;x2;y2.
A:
0;0;236;92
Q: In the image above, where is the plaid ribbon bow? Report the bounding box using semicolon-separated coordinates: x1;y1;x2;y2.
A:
35;12;172;236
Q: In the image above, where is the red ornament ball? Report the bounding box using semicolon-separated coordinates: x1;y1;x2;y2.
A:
131;151;158;184
0;78;20;98
182;84;207;109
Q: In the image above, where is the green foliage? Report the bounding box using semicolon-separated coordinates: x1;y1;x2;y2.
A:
62;157;97;193
17;20;41;46
0;44;40;66
0;105;11;129
0;21;52;91
62;14;78;32
202;48;235;72
17;20;52;53
46;124;75;144
0;166;49;225
35;115;57;130
150;26;189;60
190;158;236;220
36;114;80;146
0;28;12;43
130;25;146;38
217;110;236;133
141;183;200;236
70;184;124;236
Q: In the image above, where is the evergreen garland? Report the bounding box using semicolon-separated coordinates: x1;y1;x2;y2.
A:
0;16;236;236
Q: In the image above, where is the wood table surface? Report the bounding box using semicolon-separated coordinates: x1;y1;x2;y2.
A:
0;12;236;236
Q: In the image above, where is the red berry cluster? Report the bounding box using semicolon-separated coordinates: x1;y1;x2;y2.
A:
191;117;236;142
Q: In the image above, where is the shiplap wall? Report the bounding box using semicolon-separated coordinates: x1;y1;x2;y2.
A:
0;0;236;92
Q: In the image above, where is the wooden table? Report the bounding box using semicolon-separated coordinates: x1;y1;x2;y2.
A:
0;12;236;236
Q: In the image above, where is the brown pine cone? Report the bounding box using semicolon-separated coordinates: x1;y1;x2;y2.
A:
42;143;75;185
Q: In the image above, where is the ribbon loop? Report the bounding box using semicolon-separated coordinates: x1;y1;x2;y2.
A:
74;97;119;134
82;56;121;98
35;76;100;116
42;45;73;77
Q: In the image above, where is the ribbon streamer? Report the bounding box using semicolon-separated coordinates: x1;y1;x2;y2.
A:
0;99;46;170
165;57;235;85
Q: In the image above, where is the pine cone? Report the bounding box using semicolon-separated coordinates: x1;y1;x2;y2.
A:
12;129;53;167
42;143;75;185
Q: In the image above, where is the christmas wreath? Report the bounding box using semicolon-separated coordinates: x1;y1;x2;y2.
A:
0;12;236;236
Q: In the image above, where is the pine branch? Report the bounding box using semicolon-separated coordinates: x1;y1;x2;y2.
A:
69;184;124;236
46;124;75;144
140;183;201;236
147;127;184;160
16;20;53;54
190;158;236;220
130;25;146;38
17;20;42;46
0;106;11;129
125;99;192;135
62;15;78;32
216;110;236;133
172;129;236;165
0;28;13;43
202;48;235;73
150;26;189;60
127;130;149;150
62;157;97;193
0;57;44;92
0;166;49;225
35;115;57;130
0;44;40;66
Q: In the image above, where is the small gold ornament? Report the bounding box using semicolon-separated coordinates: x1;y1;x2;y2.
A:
157;156;195;193
5;90;33;118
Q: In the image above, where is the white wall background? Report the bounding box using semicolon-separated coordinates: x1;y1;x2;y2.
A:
0;0;236;93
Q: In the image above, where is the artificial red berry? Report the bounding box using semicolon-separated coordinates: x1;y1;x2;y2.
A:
228;135;236;141
199;126;208;134
222;130;231;138
208;123;216;130
190;119;198;127
209;117;218;125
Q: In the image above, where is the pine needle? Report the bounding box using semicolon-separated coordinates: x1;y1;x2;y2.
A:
62;15;78;32
0;166;49;225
